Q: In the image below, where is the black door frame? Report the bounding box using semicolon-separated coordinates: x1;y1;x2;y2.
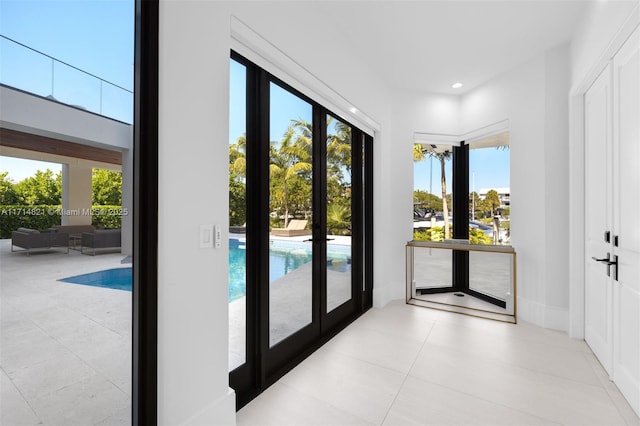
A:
133;0;159;424
230;51;374;408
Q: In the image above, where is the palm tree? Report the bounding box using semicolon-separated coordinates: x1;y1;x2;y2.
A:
229;134;247;226
293;116;353;223
327;119;352;178
326;203;351;235
292;116;352;177
414;143;452;240
270;126;312;227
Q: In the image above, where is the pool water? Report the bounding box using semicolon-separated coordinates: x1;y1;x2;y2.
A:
229;238;351;302
58;240;350;301
59;268;132;291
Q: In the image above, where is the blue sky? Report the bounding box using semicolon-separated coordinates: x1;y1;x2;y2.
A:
229;59;314;145
0;0;134;182
414;147;510;195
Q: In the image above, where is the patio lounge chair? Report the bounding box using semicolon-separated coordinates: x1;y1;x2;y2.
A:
229;223;246;234
270;219;311;237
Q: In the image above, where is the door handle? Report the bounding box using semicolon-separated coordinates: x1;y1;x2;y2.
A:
591;254;618;280
303;238;335;242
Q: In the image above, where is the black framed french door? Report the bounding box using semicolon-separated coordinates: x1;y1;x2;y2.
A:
229;52;372;408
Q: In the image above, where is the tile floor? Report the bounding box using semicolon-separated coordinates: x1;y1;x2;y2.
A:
237;300;640;426
3;238;639;426
0;240;131;426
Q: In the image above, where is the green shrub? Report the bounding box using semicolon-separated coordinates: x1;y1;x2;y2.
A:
0;205;62;238
413;226;492;245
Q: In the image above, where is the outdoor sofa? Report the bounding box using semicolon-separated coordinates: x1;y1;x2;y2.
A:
80;229;122;255
11;227;70;255
50;224;96;235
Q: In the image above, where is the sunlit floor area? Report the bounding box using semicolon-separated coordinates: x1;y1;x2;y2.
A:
0;239;131;426
237;300;640;426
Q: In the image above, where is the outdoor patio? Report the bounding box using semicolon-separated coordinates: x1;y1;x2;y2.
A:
0;239;131;425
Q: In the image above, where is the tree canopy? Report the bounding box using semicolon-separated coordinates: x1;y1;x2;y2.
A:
227;116;353;234
0;172;18;204
0;167;124;206
92;169;122;205
13;169;62;205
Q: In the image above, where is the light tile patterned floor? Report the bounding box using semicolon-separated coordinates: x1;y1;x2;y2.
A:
238;300;640;426
0;240;131;426
3;237;639;426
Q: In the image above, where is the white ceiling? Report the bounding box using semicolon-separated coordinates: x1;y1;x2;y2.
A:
313;1;593;95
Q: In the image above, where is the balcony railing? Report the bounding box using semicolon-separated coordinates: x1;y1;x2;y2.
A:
0;35;133;124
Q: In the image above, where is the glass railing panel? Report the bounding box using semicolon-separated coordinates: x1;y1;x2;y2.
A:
0;37;52;97
102;81;134;123
53;61;102;114
0;35;133;123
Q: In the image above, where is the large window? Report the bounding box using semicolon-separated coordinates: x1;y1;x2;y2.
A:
413;134;510;246
411;133;511;313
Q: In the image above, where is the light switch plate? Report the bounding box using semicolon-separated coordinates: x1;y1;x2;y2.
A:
200;224;213;248
214;225;221;248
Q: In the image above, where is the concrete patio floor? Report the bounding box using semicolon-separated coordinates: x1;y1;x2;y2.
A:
0;239;131;426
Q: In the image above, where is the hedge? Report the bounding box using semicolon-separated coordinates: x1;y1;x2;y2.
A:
0;205;125;239
413;226;492;245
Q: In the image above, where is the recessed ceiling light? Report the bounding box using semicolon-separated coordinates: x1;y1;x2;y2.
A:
451;82;463;89
349;107;358;113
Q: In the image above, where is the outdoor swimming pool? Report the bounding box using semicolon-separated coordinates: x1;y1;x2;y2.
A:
229;238;351;302
58;240;350;301
59;267;132;291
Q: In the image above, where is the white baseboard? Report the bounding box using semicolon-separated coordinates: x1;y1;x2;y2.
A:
517;297;569;331
183;387;237;426
373;281;406;308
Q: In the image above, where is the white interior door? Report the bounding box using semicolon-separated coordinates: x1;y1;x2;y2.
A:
612;25;640;416
584;64;614;376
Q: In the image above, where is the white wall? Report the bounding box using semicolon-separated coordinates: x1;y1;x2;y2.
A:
158;1;235;424
384;91;460;303
460;47;571;330
543;44;571;325
571;0;639;88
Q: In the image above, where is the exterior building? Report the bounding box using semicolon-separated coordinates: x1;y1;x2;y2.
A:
478;187;510;210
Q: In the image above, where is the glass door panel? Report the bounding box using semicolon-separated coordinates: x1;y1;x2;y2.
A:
268;82;313;347
468;135;510;245
413;143;453;242
228;59;246;371
413;247;453;293
468;251;511;308
326;116;352;312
